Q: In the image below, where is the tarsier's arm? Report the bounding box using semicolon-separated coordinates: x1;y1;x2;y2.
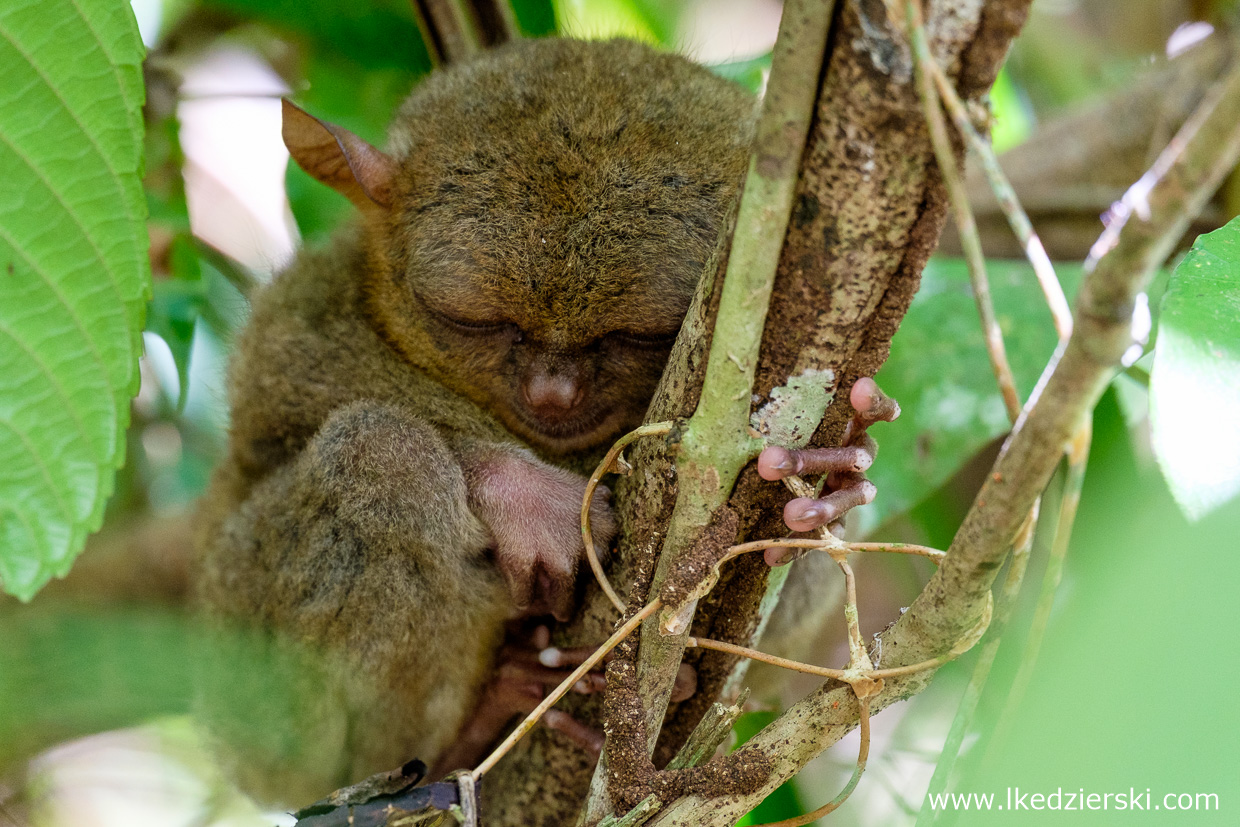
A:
198;398;614;799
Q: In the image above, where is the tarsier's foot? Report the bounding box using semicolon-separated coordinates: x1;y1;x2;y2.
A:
520;627;698;751
437;618;701;776
538;636;698;705
432;625;601;776
756;378;900;565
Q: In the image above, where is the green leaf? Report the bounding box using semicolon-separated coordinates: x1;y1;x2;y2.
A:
511;0;558;36
1150;219;1240;521
0;0;149;599
989;67;1033;153
869;259;1083;534
553;0;664;44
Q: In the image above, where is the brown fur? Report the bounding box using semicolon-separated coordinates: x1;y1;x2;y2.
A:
194;37;754;803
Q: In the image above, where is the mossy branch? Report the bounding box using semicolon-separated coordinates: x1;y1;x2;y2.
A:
628;0;838;750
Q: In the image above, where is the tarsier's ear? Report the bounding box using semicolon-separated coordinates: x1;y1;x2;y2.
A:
281;99;397;212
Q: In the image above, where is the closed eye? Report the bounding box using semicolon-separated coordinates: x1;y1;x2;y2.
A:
415;291;513;336
440;314;511;334
611;330;678;348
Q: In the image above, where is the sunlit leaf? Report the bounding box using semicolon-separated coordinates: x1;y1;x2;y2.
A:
1150;219;1240;521
553;0;663;44
990;67;1034;152
0;0;149;599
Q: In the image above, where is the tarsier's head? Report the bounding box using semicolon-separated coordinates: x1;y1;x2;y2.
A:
284;38;755;454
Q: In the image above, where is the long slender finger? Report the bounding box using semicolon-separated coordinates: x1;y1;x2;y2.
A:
783;481;877;532
529;625;551;649
671;663;697;703
498;661;595;691
764;532;818;566
543;710;605;756
764;545;799;566
757;445;873;481
538;649;696;701
850;377;900;425
825;465;868;493
539;645;612;669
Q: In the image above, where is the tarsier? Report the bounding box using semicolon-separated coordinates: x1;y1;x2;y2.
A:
195;36;891;804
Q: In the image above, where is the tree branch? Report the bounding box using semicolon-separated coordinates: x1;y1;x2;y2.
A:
648;0;1033;778
674;39;1240;827
410;0;520;65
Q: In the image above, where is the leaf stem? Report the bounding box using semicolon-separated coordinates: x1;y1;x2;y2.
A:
925;61;1072;341
899;0;1020;421
984;422;1091;761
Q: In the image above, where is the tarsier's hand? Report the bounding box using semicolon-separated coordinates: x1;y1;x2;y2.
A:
466;450;617;621
756;378;900;565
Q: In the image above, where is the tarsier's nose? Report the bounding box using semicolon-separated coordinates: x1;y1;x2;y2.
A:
522;370;584;416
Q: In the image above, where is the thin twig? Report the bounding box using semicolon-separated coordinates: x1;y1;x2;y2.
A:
411;0;482;64
984;422;1092;762
486;0;522;42
833;551;873;672
844;542;947;563
193;237;258;298
721;538;945;566
914;501;1037;827
581;421;674;613
686;594;991;683
473;599;661;778
925;62;1072;340
628;0;839;760
868;593;992;679
688;636;851;680
881;32;1240;727
899;0;1021;422
904;9;1076;811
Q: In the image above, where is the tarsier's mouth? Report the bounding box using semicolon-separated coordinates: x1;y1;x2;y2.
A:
508;405;629;452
